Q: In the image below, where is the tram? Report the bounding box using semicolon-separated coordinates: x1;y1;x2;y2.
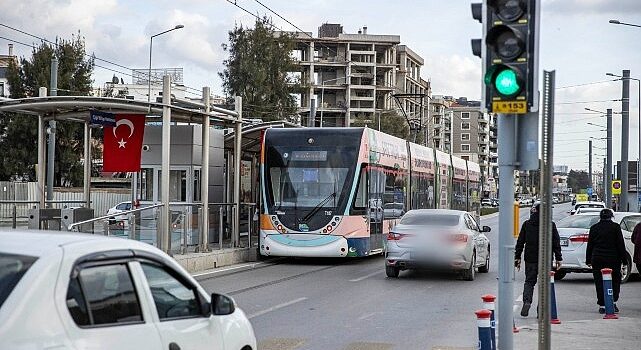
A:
259;128;481;257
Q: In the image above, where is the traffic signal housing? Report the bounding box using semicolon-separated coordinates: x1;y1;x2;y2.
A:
471;0;539;114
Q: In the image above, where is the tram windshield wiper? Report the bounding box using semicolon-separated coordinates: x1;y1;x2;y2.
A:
301;192;336;223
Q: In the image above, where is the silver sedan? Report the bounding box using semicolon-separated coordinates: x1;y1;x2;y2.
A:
384;209;491;280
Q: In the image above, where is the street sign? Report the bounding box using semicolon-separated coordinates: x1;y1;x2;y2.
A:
492;100;527;114
90;110;116;127
612;180;622;195
576;193;588;202
587;187;593;196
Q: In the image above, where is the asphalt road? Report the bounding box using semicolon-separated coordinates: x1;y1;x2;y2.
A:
197;203;641;350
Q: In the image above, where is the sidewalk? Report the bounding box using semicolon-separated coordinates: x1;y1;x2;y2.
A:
514;317;641;349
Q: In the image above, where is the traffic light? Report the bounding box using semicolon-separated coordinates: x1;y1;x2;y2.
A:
471;0;539;114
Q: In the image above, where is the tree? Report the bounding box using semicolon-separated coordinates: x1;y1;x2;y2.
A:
0;34;94;185
567;170;590;193
219;18;300;122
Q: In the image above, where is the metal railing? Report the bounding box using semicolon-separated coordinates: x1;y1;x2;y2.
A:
0;199;92;229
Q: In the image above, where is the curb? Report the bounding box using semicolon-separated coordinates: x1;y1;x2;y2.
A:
192;257;285;280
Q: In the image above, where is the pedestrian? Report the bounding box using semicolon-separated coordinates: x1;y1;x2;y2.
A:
587;209;628;314
633;221;641;274
514;203;563;317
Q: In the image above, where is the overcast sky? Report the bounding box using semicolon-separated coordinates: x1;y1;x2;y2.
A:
1;0;640;171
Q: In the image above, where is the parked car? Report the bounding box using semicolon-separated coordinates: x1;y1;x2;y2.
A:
0;230;257;350
481;199;494;208
555;211;638;283
569;201;605;215
552;196;559;204
383;202;405;219
575;207;605;215
385;209;491;280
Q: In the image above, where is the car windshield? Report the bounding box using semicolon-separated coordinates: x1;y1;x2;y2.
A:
399;213;460;226
0;253;38;309
557;215;600;229
575;203;603;209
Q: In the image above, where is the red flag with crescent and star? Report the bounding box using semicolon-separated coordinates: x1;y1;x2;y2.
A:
102;114;146;172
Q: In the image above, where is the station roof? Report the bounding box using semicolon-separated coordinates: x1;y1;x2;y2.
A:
224;120;300;153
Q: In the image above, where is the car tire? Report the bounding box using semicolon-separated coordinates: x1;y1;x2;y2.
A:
621;254;632;284
554;270;567;281
386;265;400;278
462;253;476;281
478;249;490;273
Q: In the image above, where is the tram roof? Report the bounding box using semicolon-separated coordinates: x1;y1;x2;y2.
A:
223;120;300;153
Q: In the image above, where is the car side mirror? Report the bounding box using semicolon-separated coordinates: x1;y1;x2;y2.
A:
211;293;235;316
481;226;491;233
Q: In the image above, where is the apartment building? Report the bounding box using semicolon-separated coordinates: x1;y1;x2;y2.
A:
0;44;17;98
430;95;453;152
290;24;428;127
395;45;431;133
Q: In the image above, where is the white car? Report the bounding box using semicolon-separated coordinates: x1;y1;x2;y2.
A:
0;230;257;350
569;201;605;215
106;201;133;222
556;212;639;283
575;207;605;215
385;209;491;280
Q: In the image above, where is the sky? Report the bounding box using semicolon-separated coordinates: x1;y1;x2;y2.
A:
1;0;640;171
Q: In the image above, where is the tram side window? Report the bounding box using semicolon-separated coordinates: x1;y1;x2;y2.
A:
452;180;466;211
411;175;430;210
352;167;367;215
383;171;406;219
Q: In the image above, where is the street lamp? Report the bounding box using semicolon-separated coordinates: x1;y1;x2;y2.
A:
319;75;351;127
148;25;184;106
608;72;641;210
609;19;641;28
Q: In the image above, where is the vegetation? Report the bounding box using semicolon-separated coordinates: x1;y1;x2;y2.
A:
219;18;300;122
0;34;97;185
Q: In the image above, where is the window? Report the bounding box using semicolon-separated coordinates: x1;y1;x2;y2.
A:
116;202;131;211
0;253;37;309
461;133;470;141
141;263;202;320
621;216;641;231
461;112;470;119
66;264;143;327
0;82;4;97
461;144;471;152
352;167;367;213
461;122;470;130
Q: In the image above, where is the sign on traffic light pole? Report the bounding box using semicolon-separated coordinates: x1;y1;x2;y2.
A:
612;180;622;195
471;2;540;350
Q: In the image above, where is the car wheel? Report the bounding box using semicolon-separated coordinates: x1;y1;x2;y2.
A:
621;254;632;284
478;248;490;273
386;265;400;278
554;270;567;281
462;253;476;281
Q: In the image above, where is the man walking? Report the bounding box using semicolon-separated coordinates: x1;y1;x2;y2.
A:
632;221;641;274
586;209;627;313
514;203;563;317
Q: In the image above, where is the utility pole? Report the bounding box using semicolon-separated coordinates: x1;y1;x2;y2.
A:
606;108;613;208
47;57;58;205
603;157;607;201
621;70;630;210
589;140;593;189
309;98;316;127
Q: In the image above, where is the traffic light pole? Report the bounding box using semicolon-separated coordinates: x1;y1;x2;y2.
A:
606;108;613;208
497;113;517;350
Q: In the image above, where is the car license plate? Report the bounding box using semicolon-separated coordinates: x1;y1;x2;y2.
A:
560;238;569;247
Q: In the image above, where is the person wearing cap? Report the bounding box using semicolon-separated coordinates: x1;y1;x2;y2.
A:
586;208;627;314
514;203;563;317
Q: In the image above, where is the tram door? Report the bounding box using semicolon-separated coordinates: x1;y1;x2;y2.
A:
368;168;385;252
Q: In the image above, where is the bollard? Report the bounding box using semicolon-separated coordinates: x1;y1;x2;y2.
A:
481;294;497;350
550;271;561;324
218;206;224;250
12;205;17;229
513;317;520;333
601;268;618;319
475;309;493;350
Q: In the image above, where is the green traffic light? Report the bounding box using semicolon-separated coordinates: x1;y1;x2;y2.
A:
494;68;520;96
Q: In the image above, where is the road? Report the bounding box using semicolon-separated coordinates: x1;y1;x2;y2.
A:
197;203;641;350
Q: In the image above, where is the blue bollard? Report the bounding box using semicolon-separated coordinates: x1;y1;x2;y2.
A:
601;268;618;320
550;271;561;324
475;309;493;350
481;295;497;350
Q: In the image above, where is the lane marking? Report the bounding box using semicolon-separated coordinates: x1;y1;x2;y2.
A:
192;261;276;278
357;312;378;321
247;297;307;319
349;270;382;282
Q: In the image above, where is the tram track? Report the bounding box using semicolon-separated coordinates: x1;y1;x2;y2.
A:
226;264;339;295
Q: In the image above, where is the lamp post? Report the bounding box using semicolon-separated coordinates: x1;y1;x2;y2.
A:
586;108;623;208
319;75;350;127
148;25;184;106
607;72;641;211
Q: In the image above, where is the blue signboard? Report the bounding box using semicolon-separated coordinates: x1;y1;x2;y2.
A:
90;110;116;127
587;187;593;196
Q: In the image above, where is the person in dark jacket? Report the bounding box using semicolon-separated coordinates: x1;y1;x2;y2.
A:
632;222;641;274
514;203;563;317
586;209;627;313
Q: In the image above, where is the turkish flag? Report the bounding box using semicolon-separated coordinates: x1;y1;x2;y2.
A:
103;114;146;172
